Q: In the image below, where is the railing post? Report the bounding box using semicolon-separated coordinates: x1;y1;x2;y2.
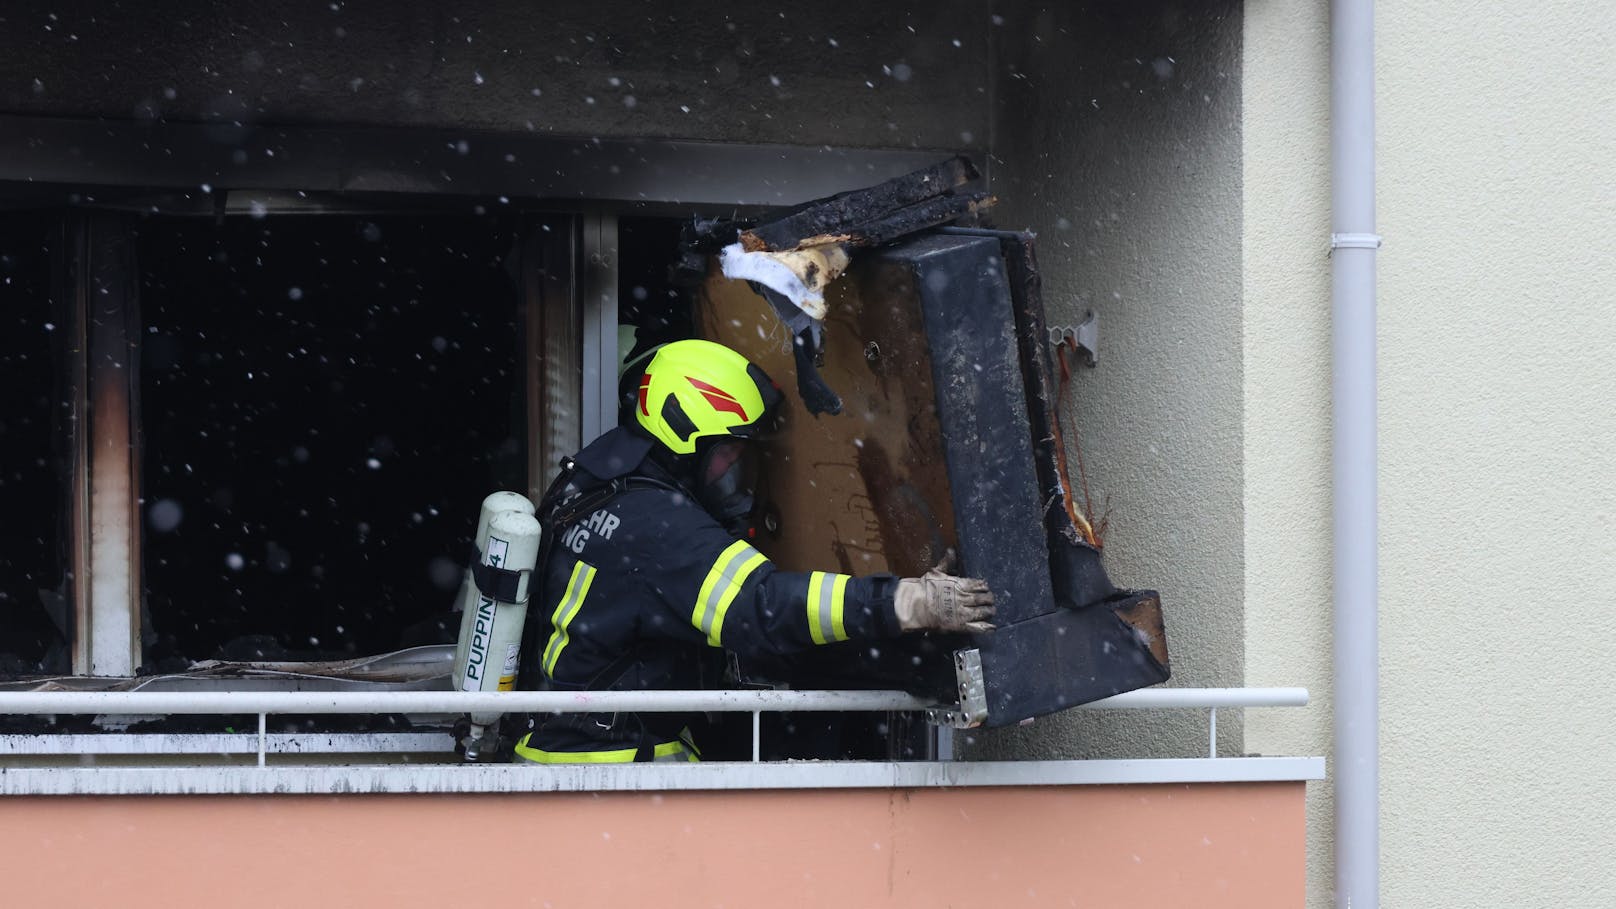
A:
257;713;266;768
752;711;761;763
1209;707;1218;759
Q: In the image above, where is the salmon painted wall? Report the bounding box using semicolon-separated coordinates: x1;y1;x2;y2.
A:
0;782;1305;907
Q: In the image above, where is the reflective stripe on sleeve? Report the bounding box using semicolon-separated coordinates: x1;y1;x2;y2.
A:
692;540;769;647
808;571;852;644
541;561;597;678
830;572;849;641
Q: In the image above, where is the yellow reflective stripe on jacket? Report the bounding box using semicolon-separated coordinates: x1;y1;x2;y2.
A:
541;561;597;677
807;571;852;644
830;572;849;640
692;540;768;647
513;735;700;764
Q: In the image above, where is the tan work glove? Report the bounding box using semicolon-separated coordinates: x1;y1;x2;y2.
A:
894;552;996;634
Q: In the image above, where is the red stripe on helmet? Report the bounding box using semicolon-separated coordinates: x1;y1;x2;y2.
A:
638;374;652;417
687;376;749;422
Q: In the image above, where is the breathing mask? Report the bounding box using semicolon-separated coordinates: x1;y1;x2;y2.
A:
694;437;761;538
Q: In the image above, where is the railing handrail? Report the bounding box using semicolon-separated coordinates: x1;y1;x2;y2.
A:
0;686;1308;716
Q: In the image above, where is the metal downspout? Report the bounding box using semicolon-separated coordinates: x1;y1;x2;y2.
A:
1330;1;1379;907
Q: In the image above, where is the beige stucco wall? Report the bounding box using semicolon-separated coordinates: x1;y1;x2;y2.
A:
1376;2;1616;907
1240;2;1334;906
969;0;1247;762
1244;1;1616;907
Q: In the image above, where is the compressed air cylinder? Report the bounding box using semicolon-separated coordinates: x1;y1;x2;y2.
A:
452;501;541;714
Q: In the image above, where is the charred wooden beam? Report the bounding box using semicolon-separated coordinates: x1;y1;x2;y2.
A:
826;192;996;251
738;156;981;253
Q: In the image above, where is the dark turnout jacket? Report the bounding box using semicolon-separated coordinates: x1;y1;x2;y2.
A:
514;428;902;763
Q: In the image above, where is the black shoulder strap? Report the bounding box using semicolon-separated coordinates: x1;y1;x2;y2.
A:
546;472;683;532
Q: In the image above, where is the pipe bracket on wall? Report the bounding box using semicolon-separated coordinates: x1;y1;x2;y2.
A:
1048;310;1098;367
1329;232;1383;251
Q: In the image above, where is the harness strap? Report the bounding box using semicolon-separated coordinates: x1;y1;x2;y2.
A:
467;545;528;603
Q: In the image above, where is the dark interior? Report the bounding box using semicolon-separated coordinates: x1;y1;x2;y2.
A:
138;211;524;667
0;217;69;675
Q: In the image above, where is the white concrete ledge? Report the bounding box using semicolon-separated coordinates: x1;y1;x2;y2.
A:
0;733;448;756
0;757;1325;796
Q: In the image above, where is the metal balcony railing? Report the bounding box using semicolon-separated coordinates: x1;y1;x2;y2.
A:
0;687;1308;766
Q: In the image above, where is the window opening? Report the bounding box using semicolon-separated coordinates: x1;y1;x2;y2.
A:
137;212;524;668
0;217;70;675
618;218;691;361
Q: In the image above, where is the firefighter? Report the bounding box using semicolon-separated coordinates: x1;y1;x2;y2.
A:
512;339;994;764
